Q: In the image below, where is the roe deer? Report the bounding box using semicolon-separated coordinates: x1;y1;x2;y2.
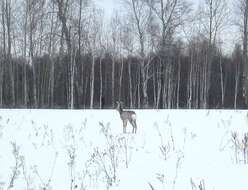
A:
116;101;137;134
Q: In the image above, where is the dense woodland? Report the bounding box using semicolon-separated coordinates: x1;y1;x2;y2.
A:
0;0;248;109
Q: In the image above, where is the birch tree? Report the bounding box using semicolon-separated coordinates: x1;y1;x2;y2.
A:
146;0;190;108
110;13;121;107
232;44;242;108
55;0;76;108
2;0;15;106
26;0;46;107
200;0;228;108
123;0;150;107
21;0;29;106
0;57;2;107
237;0;248;105
0;0;5;106
120;19;135;107
87;7;103;108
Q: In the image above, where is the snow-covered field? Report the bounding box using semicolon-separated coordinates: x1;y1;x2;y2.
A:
0;109;248;190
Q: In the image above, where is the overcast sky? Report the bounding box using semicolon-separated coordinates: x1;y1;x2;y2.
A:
96;0;202;17
95;0;237;54
95;0;117;19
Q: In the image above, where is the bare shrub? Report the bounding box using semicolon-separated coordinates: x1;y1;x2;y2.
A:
7;142;22;190
190;178;205;190
231;131;248;164
231;131;239;163
93;122;120;188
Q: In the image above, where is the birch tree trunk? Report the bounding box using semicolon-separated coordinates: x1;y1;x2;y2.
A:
219;54;225;107
128;59;133;108
78;0;82;54
177;57;181;108
156;59;162;109
83;75;89;108
112;56;115;107
118;57;124;102
243;0;248;104
153;64;157;108
1;0;6;57
141;59;148;108
0;59;3;106
234;61;240;108
6;0;15;106
27;0;37;107
55;0;73;108
0;0;6;106
48;4;55;107
90;54;95;109
69;48;76;109
99;57;103;109
188;52;193;108
137;64;141;108
130;0;148;108
23;0;28;107
78;0;83;107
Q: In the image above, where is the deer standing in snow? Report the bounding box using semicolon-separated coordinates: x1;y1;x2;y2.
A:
116;101;137;134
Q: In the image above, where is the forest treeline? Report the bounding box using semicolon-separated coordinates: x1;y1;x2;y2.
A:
0;0;247;109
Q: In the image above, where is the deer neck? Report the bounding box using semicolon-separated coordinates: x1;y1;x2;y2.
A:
118;106;123;114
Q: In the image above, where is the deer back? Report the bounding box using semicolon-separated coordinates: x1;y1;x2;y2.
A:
120;110;136;121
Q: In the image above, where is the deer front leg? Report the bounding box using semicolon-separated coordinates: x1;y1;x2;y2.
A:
123;120;127;133
131;120;137;134
132;123;135;134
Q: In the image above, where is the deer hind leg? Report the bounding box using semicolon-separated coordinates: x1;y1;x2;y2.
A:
131;121;135;134
123;120;127;133
133;120;137;134
133;120;137;133
130;119;137;134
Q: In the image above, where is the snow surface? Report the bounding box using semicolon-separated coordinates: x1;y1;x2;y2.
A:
0;109;248;190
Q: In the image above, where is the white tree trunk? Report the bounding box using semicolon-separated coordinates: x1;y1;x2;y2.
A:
234;62;240;108
156;60;162;109
118;57;124;102
69;49;76;109
90;54;95;109
0;61;3;106
99;57;103;109
112;57;115;107
177;57;181;108
219;55;224;107
128;59;133;108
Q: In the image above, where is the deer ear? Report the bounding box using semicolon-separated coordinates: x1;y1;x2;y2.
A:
116;101;120;106
120;101;124;106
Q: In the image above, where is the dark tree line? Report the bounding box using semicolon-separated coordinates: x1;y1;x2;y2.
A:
0;44;245;109
0;0;247;109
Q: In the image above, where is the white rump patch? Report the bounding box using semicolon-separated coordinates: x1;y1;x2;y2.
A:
131;114;136;120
